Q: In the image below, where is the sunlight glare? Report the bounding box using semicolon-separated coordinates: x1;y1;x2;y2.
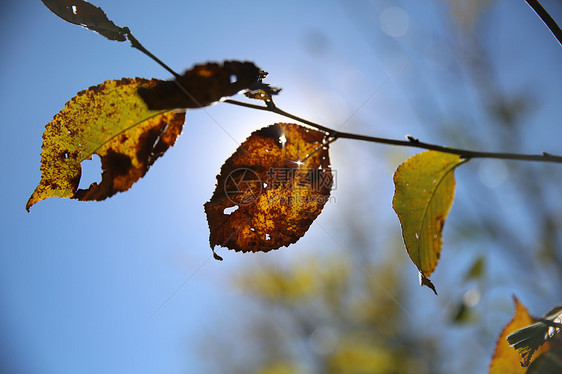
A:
279;133;287;147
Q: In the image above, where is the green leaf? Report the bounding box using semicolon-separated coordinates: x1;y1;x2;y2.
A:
464;256;485;281
392;150;464;292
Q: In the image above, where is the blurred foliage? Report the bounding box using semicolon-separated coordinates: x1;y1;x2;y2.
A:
200;0;561;372
204;253;439;374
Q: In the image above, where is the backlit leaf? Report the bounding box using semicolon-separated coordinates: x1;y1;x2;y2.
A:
527;335;562;373
489;297;550;373
27;78;185;211
41;0;127;41
205;123;333;260
507;305;562;367
138;61;263;110
392;150;464;293
243;82;282;103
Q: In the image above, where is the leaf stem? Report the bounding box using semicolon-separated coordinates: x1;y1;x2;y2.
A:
124;28;182;79
125;29;213;110
224;99;562;164
524;0;562;46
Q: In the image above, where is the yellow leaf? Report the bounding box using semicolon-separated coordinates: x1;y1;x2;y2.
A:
392;151;464;292
489;297;550;373
27;78;185;210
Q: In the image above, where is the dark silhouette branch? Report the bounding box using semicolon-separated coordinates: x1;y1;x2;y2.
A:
124;28;562;165
224;99;562;164
125;28;183;79
524;0;562;46
223;99;334;133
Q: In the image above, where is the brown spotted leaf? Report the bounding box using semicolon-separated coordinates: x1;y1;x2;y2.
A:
205;123;333;260
489;297;551;373
392;151;464;293
138;61;263;110
41;0;127;41
26;78;185;211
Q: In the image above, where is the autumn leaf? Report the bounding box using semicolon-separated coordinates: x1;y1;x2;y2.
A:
392;150;464;293
137;61;263;110
243;82;282;103
243;70;282;103
41;0;127;41
26;78;185;211
205;123;333;260
489;297;551;373
526;335;562;374
507;305;562;367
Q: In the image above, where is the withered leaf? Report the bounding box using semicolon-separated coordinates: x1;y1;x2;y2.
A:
205;123;333;259
41;0;127;41
244;81;282;103
489;297;551;373
138;61;263;110
27;78;185;211
507;305;562;367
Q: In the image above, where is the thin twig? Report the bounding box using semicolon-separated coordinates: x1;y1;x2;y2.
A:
223;99;333;133
123;28;562;165
125;28;182;79
524;0;562;46
333;132;562;163
224;99;562;164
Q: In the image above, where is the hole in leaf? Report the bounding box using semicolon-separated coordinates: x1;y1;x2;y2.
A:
266;233;271;241
223;205;239;215
78;154;102;190
250;227;255;232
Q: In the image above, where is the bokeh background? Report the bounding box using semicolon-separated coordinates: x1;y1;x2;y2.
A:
1;1;561;373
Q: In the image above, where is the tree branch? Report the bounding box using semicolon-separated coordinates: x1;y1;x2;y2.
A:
224;99;562;164
125;28;562;165
524;0;562;46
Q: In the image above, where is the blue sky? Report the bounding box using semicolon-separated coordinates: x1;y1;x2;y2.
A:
1;1;561;373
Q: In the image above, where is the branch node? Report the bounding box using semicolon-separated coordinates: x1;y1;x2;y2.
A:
407;135;419;144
